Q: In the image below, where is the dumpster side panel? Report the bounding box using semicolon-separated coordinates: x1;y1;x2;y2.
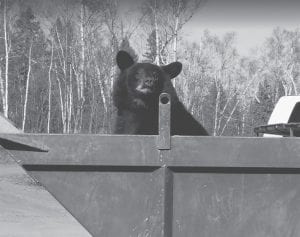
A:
5;135;300;237
29;169;164;237
170;136;300;237
173;172;300;237
8;135;165;237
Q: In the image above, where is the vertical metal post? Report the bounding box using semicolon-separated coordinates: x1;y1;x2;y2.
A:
158;93;171;150
158;93;173;237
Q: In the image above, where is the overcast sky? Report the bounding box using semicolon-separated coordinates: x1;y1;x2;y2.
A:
28;0;300;56
183;0;300;55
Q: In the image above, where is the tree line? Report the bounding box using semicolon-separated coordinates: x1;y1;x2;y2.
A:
0;0;299;136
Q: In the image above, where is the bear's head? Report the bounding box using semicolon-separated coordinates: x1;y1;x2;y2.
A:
115;50;182;110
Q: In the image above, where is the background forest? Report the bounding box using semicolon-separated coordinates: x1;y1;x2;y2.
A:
0;0;299;136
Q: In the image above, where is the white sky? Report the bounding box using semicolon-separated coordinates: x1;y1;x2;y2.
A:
182;0;300;55
28;0;300;56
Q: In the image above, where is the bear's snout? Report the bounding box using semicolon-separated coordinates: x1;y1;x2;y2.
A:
136;79;155;94
144;78;155;87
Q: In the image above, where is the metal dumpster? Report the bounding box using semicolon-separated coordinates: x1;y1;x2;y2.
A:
2;93;300;237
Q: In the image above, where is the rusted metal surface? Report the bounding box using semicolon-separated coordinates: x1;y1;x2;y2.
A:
3;93;300;236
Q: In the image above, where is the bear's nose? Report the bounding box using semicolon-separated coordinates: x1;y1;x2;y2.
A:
145;78;154;87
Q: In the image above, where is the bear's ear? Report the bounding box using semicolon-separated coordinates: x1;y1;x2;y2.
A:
116;51;134;70
161;62;182;79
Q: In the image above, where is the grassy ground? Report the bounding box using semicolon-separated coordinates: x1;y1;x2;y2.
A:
0;158;91;237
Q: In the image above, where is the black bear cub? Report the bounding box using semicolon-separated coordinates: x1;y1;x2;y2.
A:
113;50;208;136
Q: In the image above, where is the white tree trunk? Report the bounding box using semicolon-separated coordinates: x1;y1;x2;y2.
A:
0;67;5;111
288;68;298;95
153;0;160;65
88;76;95;133
55;65;67;133
22;41;33;132
213;75;221;136
47;39;54;133
172;15;179;88
74;1;86;133
3;0;9;118
96;67;108;114
67;66;72;133
173;15;179;62
220;100;239;136
241;108;246;135
80;1;85;101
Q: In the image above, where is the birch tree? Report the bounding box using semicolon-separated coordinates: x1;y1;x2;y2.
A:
1;0;14;117
47;38;54;133
51;16;74;133
3;0;8;117
72;0;86;133
260;27;300;97
164;0;206;61
22;40;33;131
12;7;47;131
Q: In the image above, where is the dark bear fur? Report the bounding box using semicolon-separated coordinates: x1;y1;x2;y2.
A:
113;50;208;136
